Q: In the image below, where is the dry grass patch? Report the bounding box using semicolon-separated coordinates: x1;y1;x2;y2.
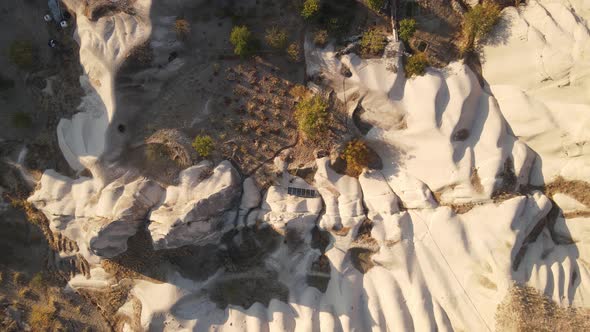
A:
496;284;590;331
545;176;590;207
29;303;58;330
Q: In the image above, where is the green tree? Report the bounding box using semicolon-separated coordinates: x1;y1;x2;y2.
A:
461;0;501;52
301;0;320;19
398;18;417;42
230;25;253;56
265;27;288;49
360;28;386;57
192;135;215;157
405;53;429;77
366;0;384;12
295;94;329;140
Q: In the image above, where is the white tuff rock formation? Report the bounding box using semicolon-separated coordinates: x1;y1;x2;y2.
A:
148;161;241;250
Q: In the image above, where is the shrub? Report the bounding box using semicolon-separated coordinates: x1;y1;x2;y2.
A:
301;0;320;19
313;29;329;47
366;0;385;12
461;0;501;52
341;139;370;177
294;94;329;140
405;53;428;77
174;18;191;40
398;18;417;42
9;40;34;70
360;28;386;57
192;135;214;157
12;112;32;128
287;42;301;62
265;26;288;49
230;25;253;57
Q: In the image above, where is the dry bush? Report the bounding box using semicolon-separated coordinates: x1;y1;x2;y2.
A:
265;26;288;49
313;29;329;47
289;85;308;100
496;284;590;331
287;43;301;62
174;18;190;40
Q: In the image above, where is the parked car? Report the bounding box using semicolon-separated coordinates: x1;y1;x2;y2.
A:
44;0;69;29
